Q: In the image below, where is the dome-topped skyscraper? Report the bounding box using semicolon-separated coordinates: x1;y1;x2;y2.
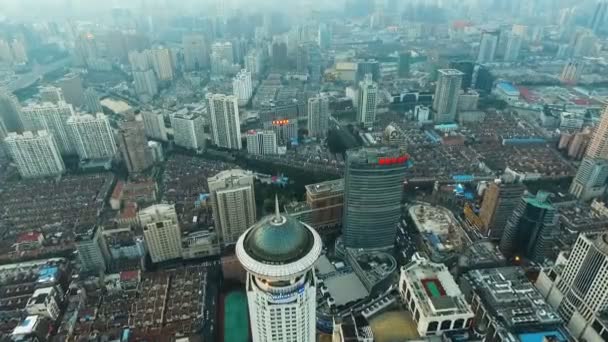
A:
236;196;322;342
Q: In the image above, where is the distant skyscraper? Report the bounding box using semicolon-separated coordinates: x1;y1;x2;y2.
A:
356;59;381;82
75;226;109;273
450;61;474;91
589;1;607;33
208;169;256;245
171;112;206;151
4;130;65;178
133;69;158;100
307;94;330;138
66;113;117;160
39;86;64;104
433;69;464;123
84;88;103;114
343;147;408;249
478;182;526;240
357;74;378;128
245;49;263;78
560;60;584;84
147;47;174;81
20;101;75;155
477;29;500;63
504;33;523;61
206;93;242;150
398;51;411;78
246;130;277;155
117;117;153;174
10;39;28;64
0;90;22;132
182;35;209;71
499;192;557;262
128;50;150;71
236;198;321;342
57;73;85;109
142;110;168;142
572;30;597;58
318;23;331;50
139;204;182;263
271;40;288;70
232;69;253;106
571;106;608;200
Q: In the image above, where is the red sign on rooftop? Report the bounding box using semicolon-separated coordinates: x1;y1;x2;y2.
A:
378;155;409;165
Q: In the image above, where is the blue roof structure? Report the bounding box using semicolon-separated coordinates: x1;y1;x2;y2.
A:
496;81;519;95
37;266;58;283
518;331;567;342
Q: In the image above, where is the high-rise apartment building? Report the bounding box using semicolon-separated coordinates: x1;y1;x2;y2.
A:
433;69;464;123
357;74;378;128
538;234;608;341
589;1;607;33
208;169;256;245
307;94;330;138
560;60;584;84
139;204;182;263
4;130;65;178
66;113;117;160
75;225;109;273
10;39;28;64
147;47;174;81
232;69;253;106
117;117;153;174
343;148;408;249
504;32;523;61
182;35;208;71
84;88;103;114
171;112;205;151
236;199;321;342
142;110;168;142
211;41;235;75
133;69;158;100
246;130;277;155
499;192;558;262
245;49;263;78
206;93;242;150
571;106;608;200
57;73;85;109
20;101;75;155
0;90;22;132
478;182;526;240
477;29;500;63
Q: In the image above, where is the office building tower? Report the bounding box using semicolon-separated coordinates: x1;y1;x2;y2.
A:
206;93;242;150
450;61;474;91
39;86;64;104
479;182;526;240
560;60;584;84
211;41;234;64
343;148;408;249
499;192;557;262
75;225;109;273
539;234;608;340
57;73;85;109
147;47;174;81
10;39;27;64
236;198;322;342
171;112;206;151
572;31;597;57
504;33;523;61
433;69;464;123
246;130;277;155
84;88;103;114
4;130;65;178
307;94;330;138
233;69;253;106
183;35;208;71
318;23;331;50
133;69;158;100
66;113;117;160
128;50;150;71
20;101;75;155
357;74;378;128
356;59;381;82
142;110;168;141
477;29;500;63
117;117;153;174
0;90;22;131
571;106;608;200
245;49;263;78
139;204;182;263
266;119;298;145
271;40;288;70
589;1;607;33
398;51;411;78
208;169;256;245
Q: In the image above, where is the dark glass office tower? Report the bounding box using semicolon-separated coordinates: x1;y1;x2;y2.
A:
343;147;407;249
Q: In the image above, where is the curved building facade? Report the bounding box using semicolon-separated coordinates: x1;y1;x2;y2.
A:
236;198;322;342
343;148;407;249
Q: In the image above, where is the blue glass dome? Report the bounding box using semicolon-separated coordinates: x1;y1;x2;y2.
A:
243;213;315;265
